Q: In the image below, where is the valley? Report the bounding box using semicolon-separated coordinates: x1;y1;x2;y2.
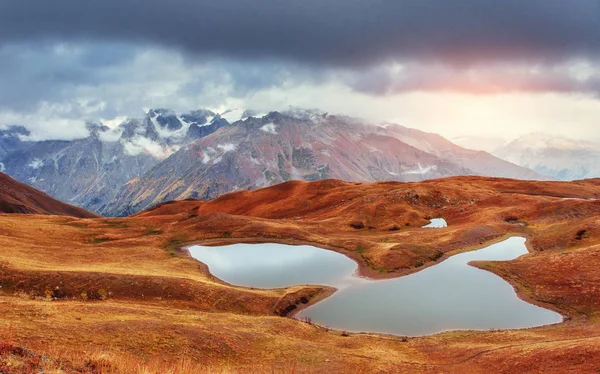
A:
1;176;600;372
3;2;599;373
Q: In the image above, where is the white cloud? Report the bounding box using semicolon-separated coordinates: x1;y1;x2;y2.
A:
569;60;596;82
403;164;437;175
122;141;144;156
217;143;237;152
122;136;179;159
260;122;277;134
0;108;89;141
0;162;4;172
102;116;129;129
220;109;244;123
149;112;194;140
28;158;43;169
2;42;600;144
98;127;123;142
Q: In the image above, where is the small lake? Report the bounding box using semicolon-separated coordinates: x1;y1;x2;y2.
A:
188;237;562;336
422;218;448;228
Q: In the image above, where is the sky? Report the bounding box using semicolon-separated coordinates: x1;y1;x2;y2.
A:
1;0;600;144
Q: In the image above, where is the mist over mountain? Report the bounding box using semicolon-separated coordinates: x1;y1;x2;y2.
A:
451;136;510;153
0;108;548;216
492;133;600;181
0;126;30;161
0;108;228;214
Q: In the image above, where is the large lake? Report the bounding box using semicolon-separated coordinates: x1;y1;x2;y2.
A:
188;237;562;336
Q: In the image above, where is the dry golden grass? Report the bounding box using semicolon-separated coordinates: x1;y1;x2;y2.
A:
1;176;600;373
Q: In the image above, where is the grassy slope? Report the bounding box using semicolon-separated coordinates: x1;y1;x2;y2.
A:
1;176;600;372
0;172;99;218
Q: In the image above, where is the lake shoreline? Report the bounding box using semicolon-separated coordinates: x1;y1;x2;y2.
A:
185;231;526;281
186;237;564;336
184;232;573;325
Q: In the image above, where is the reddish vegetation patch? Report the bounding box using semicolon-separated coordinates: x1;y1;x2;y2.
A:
0;264;309;315
138;177;600;276
0;342;113;373
1;176;600;372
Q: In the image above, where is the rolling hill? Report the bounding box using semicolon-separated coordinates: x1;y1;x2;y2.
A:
1;176;600;372
0;172;98;217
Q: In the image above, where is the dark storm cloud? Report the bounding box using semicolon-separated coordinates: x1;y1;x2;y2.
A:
0;43;139;112
1;0;600;66
3;0;600;142
343;62;600;95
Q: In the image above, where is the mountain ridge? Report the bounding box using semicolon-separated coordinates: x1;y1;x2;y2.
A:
104;110;547;216
0;171;99;217
493;133;600;181
0;108;548;216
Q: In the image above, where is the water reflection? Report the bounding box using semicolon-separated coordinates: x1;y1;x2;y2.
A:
188;243;356;289
422;218;448;228
188;237;562;336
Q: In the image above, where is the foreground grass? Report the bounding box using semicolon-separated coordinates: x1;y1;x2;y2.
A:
0;342;319;374
2;177;600;372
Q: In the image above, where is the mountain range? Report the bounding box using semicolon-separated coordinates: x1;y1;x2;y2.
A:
492;133;600;181
0;108;227;214
0;108;547;216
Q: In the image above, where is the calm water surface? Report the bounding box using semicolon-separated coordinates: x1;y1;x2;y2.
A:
422;218;448;228
188;237;562;336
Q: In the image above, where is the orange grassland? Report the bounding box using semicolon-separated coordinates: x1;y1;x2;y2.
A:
1;176;600;373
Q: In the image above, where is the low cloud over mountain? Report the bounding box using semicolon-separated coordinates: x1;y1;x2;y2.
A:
1;1;600;142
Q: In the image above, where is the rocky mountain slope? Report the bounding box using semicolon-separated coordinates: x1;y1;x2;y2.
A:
0;109;227;213
492;133;600;181
0;126;29;164
379;125;542;180
1;108;546;216
0;172;98;217
104;110;546;216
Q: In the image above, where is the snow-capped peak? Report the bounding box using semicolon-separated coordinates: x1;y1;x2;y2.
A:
281;107;328;123
403;164;437;175
219;108;263;123
508;133;597;151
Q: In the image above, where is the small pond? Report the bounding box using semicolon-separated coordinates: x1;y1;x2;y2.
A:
188;237;562;336
422;218;448;228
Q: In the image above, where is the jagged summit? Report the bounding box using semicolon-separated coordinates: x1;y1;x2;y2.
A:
103;109;546;216
0;108;547;216
0;108;227;213
0;125;30;160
